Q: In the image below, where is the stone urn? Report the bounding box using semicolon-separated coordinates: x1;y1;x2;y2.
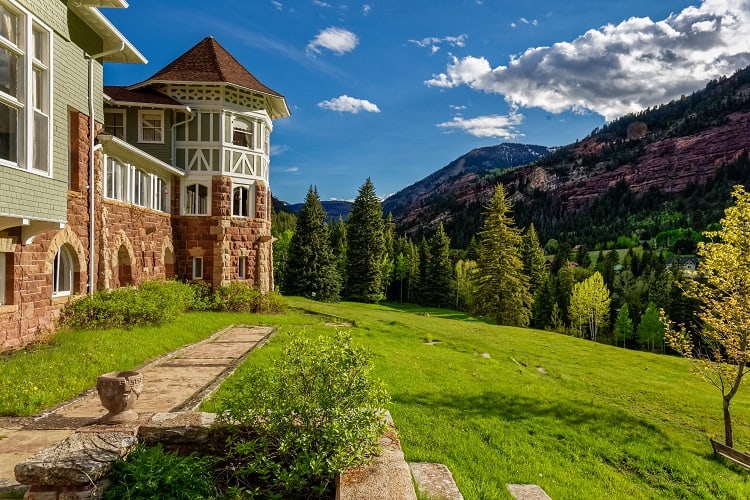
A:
96;370;143;424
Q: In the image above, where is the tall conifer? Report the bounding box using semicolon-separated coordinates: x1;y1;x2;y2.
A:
284;186;340;301
473;184;532;326
422;222;455;308
345;178;385;302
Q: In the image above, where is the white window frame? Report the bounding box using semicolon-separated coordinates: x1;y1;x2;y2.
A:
153;176;168;213
103;156;169;213
232;118;253;149
0;1;52;175
0;252;6;304
52;245;73;297
138;109;164;144
104;110;126;139
184;182;209;215
192;256;203;280
232;183;255;218
238;256;246;280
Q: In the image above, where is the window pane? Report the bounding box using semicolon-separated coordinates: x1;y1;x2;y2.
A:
0;46;19;97
54;247;73;295
198;185;208;214
33;111;48;172
186;184;196;214
32;28;45;62
0;7;18;45
0;252;5;305
0;101;17;163
32;68;46;110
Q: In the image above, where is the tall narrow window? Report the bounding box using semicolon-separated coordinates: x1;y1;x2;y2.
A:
53;245;74;297
153;176;168;213
139;110;163;143
0;4;51;173
185;183;208;215
104;110;126;139
192;256;203;280
238;256;247;280
233;186;249;217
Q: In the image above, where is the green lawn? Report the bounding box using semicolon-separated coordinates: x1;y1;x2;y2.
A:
206;298;750;499
4;298;750;498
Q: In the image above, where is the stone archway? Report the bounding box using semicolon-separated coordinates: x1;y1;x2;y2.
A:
109;231;136;289
44;227;86;295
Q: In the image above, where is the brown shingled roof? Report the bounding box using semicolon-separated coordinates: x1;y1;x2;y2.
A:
104;86;187;108
136;36;283;98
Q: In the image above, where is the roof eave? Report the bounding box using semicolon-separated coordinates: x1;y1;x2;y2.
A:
72;0;129;7
103;94;191;111
98;135;185;177
128;80;290;119
69;5;146;64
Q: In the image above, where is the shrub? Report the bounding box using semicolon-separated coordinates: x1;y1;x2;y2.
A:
59;280;195;329
215;331;389;498
104;443;217;500
211;283;288;313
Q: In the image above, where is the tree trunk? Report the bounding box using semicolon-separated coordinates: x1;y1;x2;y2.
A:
724;395;734;448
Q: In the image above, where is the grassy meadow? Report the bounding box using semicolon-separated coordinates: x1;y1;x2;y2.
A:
3;297;750;498
206;298;750;499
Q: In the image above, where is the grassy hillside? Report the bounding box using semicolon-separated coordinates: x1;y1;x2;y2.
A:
206;298;750;499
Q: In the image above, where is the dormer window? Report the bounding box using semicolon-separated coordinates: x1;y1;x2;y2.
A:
232;119;253;149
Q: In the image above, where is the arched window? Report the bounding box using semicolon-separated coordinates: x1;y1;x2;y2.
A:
53;245;74;296
185;183;208;215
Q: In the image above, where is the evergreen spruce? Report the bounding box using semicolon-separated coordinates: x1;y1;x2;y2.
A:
472;184;532;326
520;223;548;294
283;186;341;301
329;215;348;284
345;178;385;302
613;303;634;348
421;222;455;308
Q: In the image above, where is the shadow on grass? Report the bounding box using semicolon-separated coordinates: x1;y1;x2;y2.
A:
393;389;667;446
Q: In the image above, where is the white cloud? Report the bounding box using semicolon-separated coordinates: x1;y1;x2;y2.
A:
437;110;524;139
278;166;300;173
318;95;381;113
271;0;283;9
362;4;372;15
409;34;467;53
313;0;332;7
427;0;750;121
307;27;359;56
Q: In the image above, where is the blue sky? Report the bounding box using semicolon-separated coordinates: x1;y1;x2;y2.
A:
103;0;750;203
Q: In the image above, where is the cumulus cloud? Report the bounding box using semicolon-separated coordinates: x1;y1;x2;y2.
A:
307;27;359;56
437;109;524;139
409;34;467;54
427;0;750;121
318;95;381;113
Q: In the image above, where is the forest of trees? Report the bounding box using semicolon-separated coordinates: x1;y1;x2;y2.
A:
272;178;710;355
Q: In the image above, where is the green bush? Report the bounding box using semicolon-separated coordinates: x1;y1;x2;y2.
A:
216;331;389;498
104;443;217;500
59;280;195;329
212;283;288;313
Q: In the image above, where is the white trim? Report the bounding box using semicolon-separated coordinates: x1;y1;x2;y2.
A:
238;255;246;280
138;109;164;144
99;135;184;177
192;256;203;280
183;181;210;216
52;245;73;297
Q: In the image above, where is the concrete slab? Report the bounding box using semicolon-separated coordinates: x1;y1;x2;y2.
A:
507;484;552;500
0;430;73;484
410;462;463;500
218;326;272;343
180;341;256;359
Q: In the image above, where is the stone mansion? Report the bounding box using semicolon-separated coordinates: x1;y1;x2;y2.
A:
0;1;289;351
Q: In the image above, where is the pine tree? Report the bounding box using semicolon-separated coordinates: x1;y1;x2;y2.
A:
472;184;532;326
329;215;347;283
345;178;385;303
422;222;455;308
613;303;633;348
284;186;341;301
520;223;548;294
637;302;663;352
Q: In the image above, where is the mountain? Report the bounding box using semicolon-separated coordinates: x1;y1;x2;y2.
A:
382;143;552;243
387;66;750;249
282;200;353;220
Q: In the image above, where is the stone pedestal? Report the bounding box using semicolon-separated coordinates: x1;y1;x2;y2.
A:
96;371;142;424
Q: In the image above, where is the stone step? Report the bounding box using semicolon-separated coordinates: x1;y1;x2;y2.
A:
410;462;463;500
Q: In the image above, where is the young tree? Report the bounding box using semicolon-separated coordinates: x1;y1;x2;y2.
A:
422;223;454;308
520;223;548;294
665;186;750;447
613;303;633;348
637;302;662;352
472;184;532;326
284;186;341;301
455;259;477;311
345;178;385;302
329;215;347;283
568;271;611;341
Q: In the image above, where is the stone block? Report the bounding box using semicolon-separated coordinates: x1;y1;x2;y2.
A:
14;432;137;487
138;412;217;448
410;462;463;500
506;484;552;500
